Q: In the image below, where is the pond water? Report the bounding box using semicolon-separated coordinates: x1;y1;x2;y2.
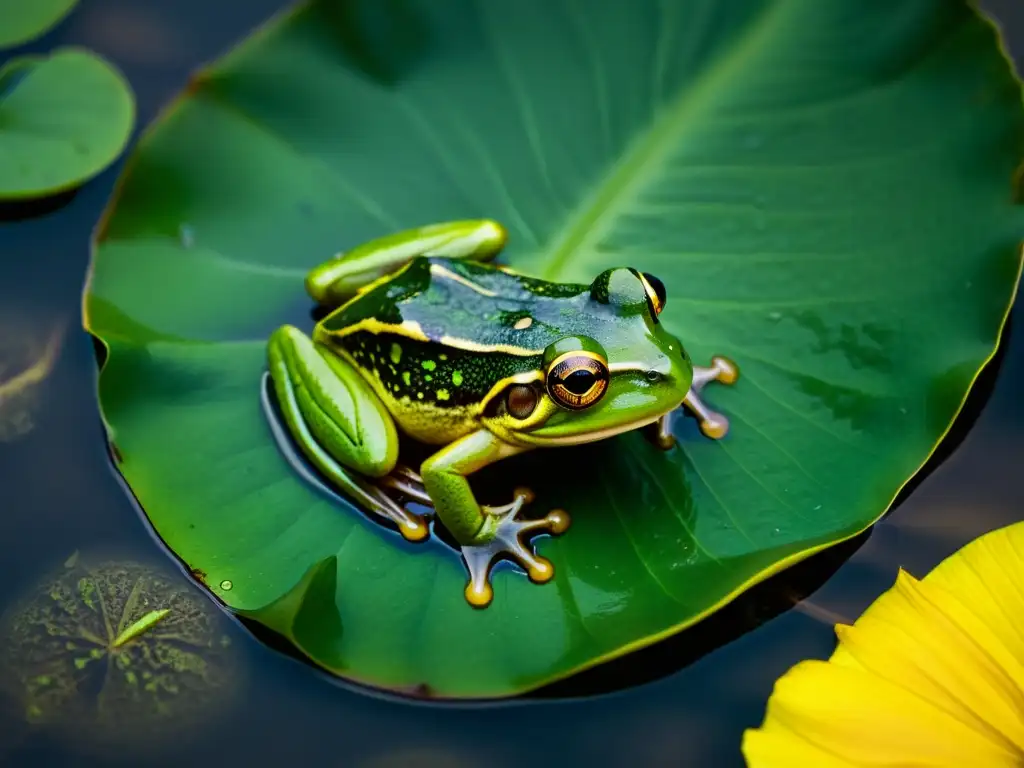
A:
1;2;1022;765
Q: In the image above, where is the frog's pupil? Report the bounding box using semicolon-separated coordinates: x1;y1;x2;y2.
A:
563;369;595;395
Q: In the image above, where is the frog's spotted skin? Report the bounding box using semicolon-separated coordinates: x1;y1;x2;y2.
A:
342;332;538;410
265;220;738;608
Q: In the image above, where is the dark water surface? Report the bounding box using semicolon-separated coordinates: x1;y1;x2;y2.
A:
1;2;1022;766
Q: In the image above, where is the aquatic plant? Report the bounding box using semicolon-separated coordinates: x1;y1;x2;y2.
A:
0;552;240;749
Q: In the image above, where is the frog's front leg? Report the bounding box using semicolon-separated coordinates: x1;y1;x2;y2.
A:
306;219;509;306
420;430;570;608
649;355;739;447
267;325;431;542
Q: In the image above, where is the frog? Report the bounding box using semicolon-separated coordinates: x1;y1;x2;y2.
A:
264;219;738;608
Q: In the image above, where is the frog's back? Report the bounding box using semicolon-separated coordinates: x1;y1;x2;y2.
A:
316;257;589;442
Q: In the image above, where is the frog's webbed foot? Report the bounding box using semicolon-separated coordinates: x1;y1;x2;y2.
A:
684;355;739;440
461;488;571;609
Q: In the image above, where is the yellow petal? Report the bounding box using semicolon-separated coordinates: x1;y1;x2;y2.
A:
742;723;855;768
829;570;1024;752
926;521;1024;670
745;659;1018;766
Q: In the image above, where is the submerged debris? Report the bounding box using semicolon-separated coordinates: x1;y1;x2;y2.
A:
0;317;64;442
0;552;241;749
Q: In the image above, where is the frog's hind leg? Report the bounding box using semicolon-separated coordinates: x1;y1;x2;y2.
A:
684;355;739;440
306;220;509;306
265;326;431;542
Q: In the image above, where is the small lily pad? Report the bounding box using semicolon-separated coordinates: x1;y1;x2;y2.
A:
0;554;240;749
0;0;78;50
0;47;135;200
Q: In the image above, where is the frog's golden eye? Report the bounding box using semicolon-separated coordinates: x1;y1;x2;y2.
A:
546;351;609;410
638;271;667;320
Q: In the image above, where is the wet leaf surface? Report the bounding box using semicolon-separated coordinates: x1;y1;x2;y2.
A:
0;48;134;200
85;0;1023;698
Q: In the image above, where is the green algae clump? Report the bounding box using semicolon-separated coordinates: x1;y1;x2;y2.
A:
0;553;240;748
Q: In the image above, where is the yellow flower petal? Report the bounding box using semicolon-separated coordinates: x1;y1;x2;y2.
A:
743;659;1019;766
745;521;1024;766
830;571;1024;751
742;722;854;768
926;521;1024;669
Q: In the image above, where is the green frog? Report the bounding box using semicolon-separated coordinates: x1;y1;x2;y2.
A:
265;220;737;608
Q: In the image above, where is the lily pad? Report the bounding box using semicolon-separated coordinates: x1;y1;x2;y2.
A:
84;0;1023;698
0;0;78;50
0;553;239;748
0;48;135;200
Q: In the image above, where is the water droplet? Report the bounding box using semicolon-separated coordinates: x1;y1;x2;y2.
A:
219;580;233;591
767;311;782;322
813;504;822;511
179;224;195;249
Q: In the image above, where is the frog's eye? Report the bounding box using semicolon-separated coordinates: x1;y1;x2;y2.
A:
546;351;610;410
638;272;666;320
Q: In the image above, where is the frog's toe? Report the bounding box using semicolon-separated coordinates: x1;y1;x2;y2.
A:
379;464;432;507
684;355;739;440
693;355;739;391
460;492;571;608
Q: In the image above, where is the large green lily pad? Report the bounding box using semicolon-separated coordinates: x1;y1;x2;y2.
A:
84;0;1023;698
0;48;135;200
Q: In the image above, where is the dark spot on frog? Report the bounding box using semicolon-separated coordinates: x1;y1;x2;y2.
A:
297;201;314;218
107;440;123;463
190;568;208;586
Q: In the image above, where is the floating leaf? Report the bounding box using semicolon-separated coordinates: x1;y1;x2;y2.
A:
0;48;135;200
84;0;1023;698
0;557;240;748
0;0;78;50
